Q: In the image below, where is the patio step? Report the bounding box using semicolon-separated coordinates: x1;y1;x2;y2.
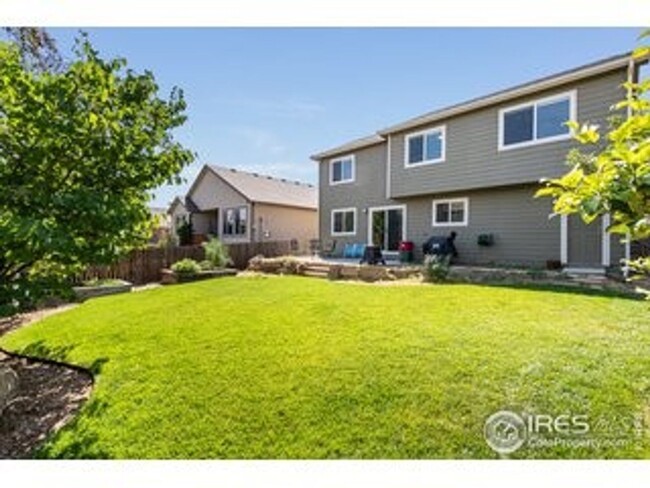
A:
303;263;331;272
303;269;329;279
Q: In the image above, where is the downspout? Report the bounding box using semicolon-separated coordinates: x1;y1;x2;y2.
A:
385;134;391;200
250;202;255;243
623;55;636;278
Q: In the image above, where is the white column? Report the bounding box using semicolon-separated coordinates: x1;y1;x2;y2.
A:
601;213;611;267
560;214;568;265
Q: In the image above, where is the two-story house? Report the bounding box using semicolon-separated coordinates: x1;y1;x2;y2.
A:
312;52;646;272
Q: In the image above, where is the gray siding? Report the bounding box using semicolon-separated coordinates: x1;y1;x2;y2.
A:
567;215;601;268
389;70;627;198
318;142;400;253
567;215;626;269
405;184;560;266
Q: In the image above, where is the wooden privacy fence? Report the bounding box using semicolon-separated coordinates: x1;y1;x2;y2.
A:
226;240;293;269
78;240;295;285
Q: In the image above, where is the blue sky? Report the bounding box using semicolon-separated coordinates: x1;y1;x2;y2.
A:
45;28;641;207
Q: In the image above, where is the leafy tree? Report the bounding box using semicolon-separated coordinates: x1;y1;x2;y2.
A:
537;34;650;277
3;27;63;72
0;35;194;313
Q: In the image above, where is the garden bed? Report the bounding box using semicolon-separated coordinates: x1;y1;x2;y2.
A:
247;256;421;282
0;349;93;459
160;268;238;285
73;279;133;301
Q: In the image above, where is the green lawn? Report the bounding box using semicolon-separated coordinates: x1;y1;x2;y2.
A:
2;275;649;459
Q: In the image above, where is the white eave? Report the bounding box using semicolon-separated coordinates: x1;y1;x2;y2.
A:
310;134;385;161
377;52;634;135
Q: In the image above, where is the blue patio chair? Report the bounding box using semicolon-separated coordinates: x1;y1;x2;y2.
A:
353;243;366;258
343;243;355;258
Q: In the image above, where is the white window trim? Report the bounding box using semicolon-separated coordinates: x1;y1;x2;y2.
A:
222;204;250;239
498;90;577;152
366;204;407;252
329;155;356;186
404;125;446;168
432;197;469;227
331;207;357;236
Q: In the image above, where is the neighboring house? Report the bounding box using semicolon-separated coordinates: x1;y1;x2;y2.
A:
312;52;647;272
148;206;172;244
168;165;318;248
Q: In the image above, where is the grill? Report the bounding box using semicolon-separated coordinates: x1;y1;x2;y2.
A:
422;232;458;260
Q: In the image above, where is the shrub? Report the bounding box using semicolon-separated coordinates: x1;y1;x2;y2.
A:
171;258;201;275
423;255;451;283
202;237;231;268
198;260;214;271
176;219;193;246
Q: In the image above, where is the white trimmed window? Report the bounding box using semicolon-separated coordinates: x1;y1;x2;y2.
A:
499;90;576;150
331;208;356;236
223;206;248;236
329;155;355;185
405;126;446;166
432;198;468;227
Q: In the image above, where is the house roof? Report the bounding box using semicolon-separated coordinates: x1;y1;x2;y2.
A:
310;134;385;161
377;52;634;135
167;196;185;215
207;165;318;210
311;52;640;160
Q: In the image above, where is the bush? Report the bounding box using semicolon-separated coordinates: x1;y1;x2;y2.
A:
423;255;451;283
202;237;231;268
176;219;193;246
171;258;201;275
198;260;214;271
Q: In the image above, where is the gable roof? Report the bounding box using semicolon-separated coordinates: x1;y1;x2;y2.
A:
206;165;318;210
167;196;185;215
377;52;634;135
311;51;641;160
310;134;385;161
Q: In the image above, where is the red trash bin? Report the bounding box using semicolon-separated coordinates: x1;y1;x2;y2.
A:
398;241;415;263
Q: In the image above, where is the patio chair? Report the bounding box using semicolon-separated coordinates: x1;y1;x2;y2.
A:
343;243;356;259
352;243;366;259
311;239;337;258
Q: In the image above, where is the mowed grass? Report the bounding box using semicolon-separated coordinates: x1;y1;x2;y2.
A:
2;275;650;459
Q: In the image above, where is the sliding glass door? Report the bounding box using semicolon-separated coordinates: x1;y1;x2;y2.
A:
370;207;404;252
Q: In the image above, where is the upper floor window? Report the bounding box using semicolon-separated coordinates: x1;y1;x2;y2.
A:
331;208;356;236
405;126;446;167
432;198;468;227
329;155;355;185
499;90;576;151
223;206;248;236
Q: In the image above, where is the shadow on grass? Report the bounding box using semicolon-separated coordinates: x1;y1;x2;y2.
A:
35;397;113;459
456;280;645;301
17;340;110;376
19;340;77;362
13;340;113;458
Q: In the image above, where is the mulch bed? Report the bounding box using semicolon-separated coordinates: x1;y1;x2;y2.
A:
0;305;94;459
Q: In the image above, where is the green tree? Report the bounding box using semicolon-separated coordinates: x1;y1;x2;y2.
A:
0;35;194;313
537;34;650;277
3;27;63;72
